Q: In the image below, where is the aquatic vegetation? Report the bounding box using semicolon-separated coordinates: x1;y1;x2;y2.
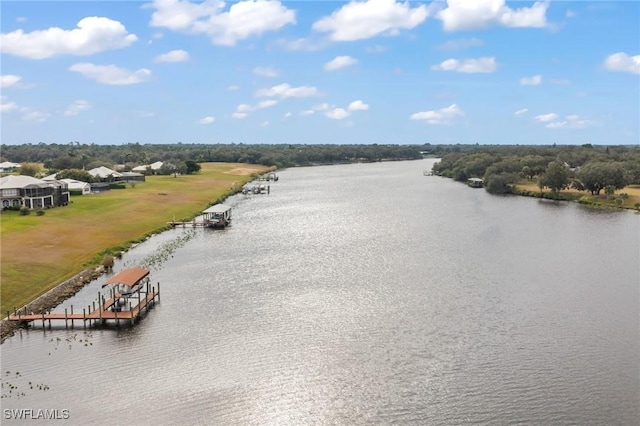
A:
138;229;197;272
48;332;93;355
1;371;49;399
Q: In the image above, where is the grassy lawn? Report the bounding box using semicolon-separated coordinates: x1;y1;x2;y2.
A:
513;181;640;208
0;162;269;315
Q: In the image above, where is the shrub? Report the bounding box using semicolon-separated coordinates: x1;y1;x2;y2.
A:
19;206;30;215
35;209;45;216
102;254;115;270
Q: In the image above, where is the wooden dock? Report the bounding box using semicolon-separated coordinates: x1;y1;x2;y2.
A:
7;277;160;329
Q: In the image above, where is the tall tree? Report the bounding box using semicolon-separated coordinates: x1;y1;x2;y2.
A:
539;161;570;193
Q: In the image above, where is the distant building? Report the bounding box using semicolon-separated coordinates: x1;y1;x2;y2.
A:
132;161;163;174
120;172;145;182
0;175;70;209
60;179;91;194
0;161;21;173
88;166;123;182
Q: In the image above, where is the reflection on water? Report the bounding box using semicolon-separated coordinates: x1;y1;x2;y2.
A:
2;159;639;425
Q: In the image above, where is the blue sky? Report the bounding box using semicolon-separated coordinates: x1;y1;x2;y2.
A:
1;0;638;145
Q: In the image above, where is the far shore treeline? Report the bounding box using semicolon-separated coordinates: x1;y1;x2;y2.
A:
2;142;640;202
1;142;424;171
430;143;640;197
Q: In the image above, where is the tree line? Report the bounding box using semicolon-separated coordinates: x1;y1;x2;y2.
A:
1;142;423;174
431;144;640;196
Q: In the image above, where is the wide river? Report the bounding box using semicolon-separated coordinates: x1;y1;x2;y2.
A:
1;159;639;425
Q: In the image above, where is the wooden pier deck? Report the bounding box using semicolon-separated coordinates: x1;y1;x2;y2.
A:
7;281;160;329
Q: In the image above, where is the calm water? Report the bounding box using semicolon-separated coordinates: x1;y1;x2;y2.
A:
2;159;639;425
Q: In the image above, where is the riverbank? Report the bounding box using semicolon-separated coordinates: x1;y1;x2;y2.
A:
511;181;640;210
0;163;270;321
0;267;105;342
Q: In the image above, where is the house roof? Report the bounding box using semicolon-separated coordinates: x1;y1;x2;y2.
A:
0;161;21;169
203;204;231;214
88;166;122;178
59;178;90;189
42;173;57;181
0;175;49;189
132;161;163;172
102;267;150;288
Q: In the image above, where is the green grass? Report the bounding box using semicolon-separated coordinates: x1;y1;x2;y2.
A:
0;163;269;315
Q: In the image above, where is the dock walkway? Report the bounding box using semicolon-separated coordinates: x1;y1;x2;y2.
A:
7;283;160;329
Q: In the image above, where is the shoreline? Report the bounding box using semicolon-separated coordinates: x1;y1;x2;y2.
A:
1;167;273;342
1;267;104;342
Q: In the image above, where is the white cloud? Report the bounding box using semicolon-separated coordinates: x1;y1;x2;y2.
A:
603;52;640;74
565;10;576;18
274;37;327;52
236;103;254;113
0;17;137;59
21;110;50;123
520;75;542;86
431;57;497;73
348;100;369;111
64;100;91;116
300;110;315;116
232;99;278;118
255;83;319;98
436;37;483;50
514;108;529;116
325;108;351;120
283;112;292;119
545;114;596;129
69;63;152;85
324;55;358;71
312;0;435;41
312;103;332;111
410;104;464;125
437;0;549;31
253;66;279;77
0;96;18;112
154;49;190;62
199;116;215;124
261;121;269;127
227;85;239;91
257;100;278;109
550;78;571;85
146;0;296;46
534;113;558;122
0;75;22;88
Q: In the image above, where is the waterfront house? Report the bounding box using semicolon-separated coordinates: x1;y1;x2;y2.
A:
0;175;70;209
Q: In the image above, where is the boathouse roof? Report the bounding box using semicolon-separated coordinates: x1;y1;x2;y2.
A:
203;204;231;214
103;267;150;287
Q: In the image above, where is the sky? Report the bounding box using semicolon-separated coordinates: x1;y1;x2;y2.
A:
1;0;639;146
